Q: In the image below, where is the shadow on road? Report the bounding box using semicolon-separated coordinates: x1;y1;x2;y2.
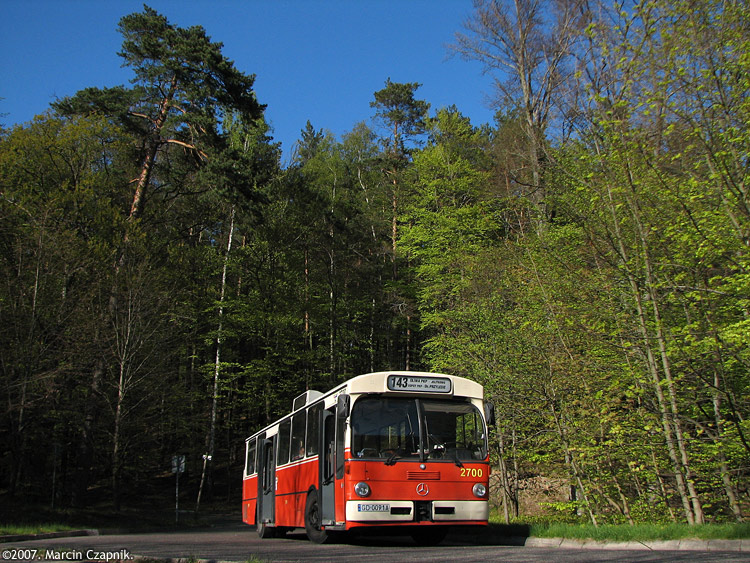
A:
267;523;530;547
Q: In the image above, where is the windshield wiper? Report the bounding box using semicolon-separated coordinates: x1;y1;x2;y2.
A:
452;452;464;468
384;451;401;465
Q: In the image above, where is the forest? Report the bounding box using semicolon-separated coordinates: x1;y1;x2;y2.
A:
1;0;748;526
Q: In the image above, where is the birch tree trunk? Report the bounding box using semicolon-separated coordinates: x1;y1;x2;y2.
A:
196;205;235;512
598;161;699;524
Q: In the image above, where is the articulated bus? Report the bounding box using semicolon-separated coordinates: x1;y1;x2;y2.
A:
242;371;494;544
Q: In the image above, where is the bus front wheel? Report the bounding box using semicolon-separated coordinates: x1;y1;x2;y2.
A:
304;490;330;544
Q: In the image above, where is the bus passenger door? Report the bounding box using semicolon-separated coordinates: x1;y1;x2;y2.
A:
320;408;336;525
258;435;276;525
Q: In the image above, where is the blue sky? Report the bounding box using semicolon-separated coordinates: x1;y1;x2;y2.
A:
1;0;498;164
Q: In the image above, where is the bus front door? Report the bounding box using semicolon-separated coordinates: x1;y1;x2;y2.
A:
257;435;276;532
320;408;336;526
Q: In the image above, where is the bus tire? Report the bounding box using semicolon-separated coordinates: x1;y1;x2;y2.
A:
256;508;276;539
304;490;330;544
257;520;277;538
411;526;449;546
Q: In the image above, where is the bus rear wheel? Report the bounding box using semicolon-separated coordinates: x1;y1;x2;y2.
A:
256;507;276;539
257;520;276;538
304;490;330;544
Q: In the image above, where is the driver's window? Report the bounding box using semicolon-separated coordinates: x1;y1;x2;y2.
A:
351;398;419;458
423;401;486;461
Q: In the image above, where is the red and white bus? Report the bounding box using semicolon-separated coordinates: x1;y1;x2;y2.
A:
242;371;494;544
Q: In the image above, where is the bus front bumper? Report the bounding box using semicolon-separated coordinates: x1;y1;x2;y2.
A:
346;500;489;522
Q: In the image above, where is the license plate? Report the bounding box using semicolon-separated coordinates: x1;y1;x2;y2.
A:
357;503;390;512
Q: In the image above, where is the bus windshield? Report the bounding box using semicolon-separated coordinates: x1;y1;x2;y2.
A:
351;397;487;462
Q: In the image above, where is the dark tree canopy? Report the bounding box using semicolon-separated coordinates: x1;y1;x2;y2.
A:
53;5;266;222
370;78;430;154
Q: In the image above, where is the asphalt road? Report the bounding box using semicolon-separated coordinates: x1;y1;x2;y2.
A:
2;523;748;563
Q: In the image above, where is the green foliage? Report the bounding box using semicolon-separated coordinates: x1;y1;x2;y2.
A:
401;107;496;328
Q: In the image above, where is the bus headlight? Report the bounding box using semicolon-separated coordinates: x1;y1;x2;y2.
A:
472;483;487;498
354;481;371;497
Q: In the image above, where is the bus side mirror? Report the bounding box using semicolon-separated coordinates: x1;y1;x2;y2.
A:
485;402;496;427
336;394;350;420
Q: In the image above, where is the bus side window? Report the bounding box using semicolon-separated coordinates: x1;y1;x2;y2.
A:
246;440;257;476
291;411;306;460
278;419;291;466
307;403;322;457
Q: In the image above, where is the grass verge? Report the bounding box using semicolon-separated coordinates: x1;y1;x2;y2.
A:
525;522;750;542
0;523;76;535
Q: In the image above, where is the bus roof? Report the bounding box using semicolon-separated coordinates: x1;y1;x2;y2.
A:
245;371;484;442
346;371;483;400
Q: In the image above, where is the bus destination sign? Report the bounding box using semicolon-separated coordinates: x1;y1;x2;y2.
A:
387;375;452;394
